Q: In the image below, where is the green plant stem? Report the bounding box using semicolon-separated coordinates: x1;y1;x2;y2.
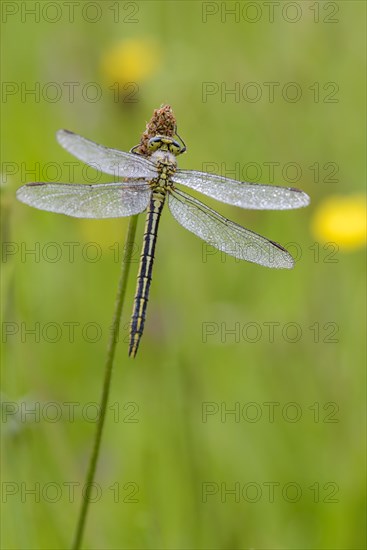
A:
72;215;139;550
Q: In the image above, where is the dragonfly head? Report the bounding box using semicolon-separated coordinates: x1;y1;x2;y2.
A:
148;136;185;156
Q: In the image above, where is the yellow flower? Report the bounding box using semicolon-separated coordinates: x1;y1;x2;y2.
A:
101;38;160;85
312;194;366;250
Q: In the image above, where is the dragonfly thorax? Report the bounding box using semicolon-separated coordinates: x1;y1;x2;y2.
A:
150;150;177;193
151;148;178;171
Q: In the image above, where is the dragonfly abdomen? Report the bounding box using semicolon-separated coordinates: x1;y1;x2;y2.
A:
129;193;166;357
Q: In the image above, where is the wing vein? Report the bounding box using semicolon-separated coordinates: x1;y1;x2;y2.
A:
168;188;294;268
173;169;310;210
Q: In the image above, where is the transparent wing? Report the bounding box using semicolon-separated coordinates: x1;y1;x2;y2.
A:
168;189;294;269
57;130;157;179
172;169;310;210
16;181;151;219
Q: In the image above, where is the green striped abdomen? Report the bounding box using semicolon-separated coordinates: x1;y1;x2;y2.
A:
129;192;165;357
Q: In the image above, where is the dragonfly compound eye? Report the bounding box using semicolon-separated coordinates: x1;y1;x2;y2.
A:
148;137;163;152
168;140;182;155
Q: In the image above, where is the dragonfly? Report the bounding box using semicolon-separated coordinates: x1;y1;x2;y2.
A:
16;129;310;357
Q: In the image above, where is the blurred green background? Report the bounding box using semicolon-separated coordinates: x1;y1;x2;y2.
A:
1;1;366;549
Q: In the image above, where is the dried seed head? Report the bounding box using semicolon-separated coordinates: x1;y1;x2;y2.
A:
135;104;176;156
